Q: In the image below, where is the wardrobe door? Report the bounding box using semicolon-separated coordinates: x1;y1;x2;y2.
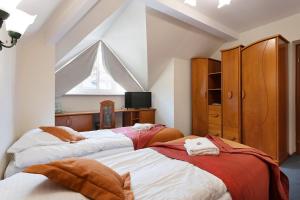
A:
242;38;277;159
222;47;242;142
192;59;208;136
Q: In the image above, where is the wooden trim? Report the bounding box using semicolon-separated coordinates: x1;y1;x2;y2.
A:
220;45;244;52
55;108;157;117
242;35;289;52
191;57;221;62
296;44;300;154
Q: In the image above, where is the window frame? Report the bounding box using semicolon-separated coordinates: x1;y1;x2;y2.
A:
66;44;126;96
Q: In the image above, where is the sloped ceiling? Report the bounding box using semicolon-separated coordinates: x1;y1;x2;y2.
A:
147;8;225;87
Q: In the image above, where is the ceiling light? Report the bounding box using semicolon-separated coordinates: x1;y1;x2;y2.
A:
0;0;36;51
0;0;22;13
184;0;197;7
218;0;231;8
6;9;36;35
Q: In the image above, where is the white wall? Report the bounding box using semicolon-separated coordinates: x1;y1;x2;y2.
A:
174;58;191;135
102;0;148;90
15;32;55;137
146;8;224;88
56;0;126;62
211;13;300;154
0;28;16;178
150;60;174;127
151;58;191;135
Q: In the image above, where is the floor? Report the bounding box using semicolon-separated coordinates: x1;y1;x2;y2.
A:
281;155;300;200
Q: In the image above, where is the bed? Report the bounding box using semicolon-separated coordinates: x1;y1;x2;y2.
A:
4;125;183;178
0;136;288;200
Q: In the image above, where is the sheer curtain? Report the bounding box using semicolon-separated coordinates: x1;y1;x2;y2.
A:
101;41;144;92
55;42;100;97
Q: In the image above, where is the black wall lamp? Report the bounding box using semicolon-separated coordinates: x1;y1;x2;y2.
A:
0;3;36;51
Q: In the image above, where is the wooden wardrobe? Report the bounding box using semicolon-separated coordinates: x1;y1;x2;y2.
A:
192;58;222;137
221;46;243;142
241;35;289;163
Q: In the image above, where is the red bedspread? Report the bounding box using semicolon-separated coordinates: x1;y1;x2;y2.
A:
112;125;165;150
151;135;289;200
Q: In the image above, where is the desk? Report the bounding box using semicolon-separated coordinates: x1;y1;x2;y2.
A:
55;108;156;131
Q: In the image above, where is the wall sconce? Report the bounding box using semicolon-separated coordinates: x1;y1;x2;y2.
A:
0;2;36;51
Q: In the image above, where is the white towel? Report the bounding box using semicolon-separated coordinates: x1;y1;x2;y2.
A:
132;123;155;131
184;137;219;156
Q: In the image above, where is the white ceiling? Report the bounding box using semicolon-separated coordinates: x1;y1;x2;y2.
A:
177;0;300;32
17;0;62;34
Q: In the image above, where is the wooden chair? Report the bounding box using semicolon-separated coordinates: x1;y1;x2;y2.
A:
100;100;116;129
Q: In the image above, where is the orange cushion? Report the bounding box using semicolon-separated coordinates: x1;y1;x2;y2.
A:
39;126;85;142
24;158;134;200
146;128;184;146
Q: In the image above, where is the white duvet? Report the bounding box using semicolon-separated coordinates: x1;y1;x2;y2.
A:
11;129;133;169
0;149;232;200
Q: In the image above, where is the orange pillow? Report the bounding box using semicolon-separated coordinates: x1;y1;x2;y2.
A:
39;126;85;142
24;158;134;200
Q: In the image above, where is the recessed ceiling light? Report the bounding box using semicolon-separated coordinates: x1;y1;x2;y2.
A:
218;0;231;8
184;0;196;7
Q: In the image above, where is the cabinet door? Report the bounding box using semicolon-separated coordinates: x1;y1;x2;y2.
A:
55;116;71;127
192;59;208;136
139;110;155;124
222;47;241;142
69;115;93;132
242;38;277;159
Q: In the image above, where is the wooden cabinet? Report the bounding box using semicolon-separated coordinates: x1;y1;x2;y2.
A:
208;105;222;136
139;110;155;124
123;109;156;126
55;114;93;132
221;46;243;142
56;109;156;131
192;59;208;136
241;35;288;163
192;58;222;136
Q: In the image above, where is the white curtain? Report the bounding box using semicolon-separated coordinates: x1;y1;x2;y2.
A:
101;41;144;92
55;42;100;97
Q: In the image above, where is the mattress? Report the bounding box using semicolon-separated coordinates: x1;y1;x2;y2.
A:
4;146;133;178
0;149;231;200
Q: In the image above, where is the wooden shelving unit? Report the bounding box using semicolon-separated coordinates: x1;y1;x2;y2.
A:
208;65;222;105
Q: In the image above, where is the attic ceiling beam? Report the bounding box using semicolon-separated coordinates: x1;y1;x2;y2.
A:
146;0;239;41
44;0;99;44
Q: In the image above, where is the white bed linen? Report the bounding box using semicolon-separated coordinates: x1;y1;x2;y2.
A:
4;147;134;178
13;129;133;168
0;149;231;200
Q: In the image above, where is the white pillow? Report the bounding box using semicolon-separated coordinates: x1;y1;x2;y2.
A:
132;123;155;131
7;128;66;154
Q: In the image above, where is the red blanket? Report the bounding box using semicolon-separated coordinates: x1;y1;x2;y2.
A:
113;125;165;150
151;135;289;200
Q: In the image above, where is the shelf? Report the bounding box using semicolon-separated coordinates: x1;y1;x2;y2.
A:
208;72;222;76
208;88;221;91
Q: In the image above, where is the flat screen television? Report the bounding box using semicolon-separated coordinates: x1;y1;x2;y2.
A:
125;92;151;109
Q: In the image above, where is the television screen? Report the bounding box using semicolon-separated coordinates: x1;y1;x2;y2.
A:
125;92;151;109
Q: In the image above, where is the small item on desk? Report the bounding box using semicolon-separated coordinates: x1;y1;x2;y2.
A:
184;137;219;156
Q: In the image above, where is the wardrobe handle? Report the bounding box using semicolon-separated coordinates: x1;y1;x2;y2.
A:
242;90;246;99
209;114;219;118
227;91;233;99
204;91;207;97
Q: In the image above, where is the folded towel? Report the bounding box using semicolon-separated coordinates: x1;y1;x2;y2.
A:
184;138;219;156
132;123;155;131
